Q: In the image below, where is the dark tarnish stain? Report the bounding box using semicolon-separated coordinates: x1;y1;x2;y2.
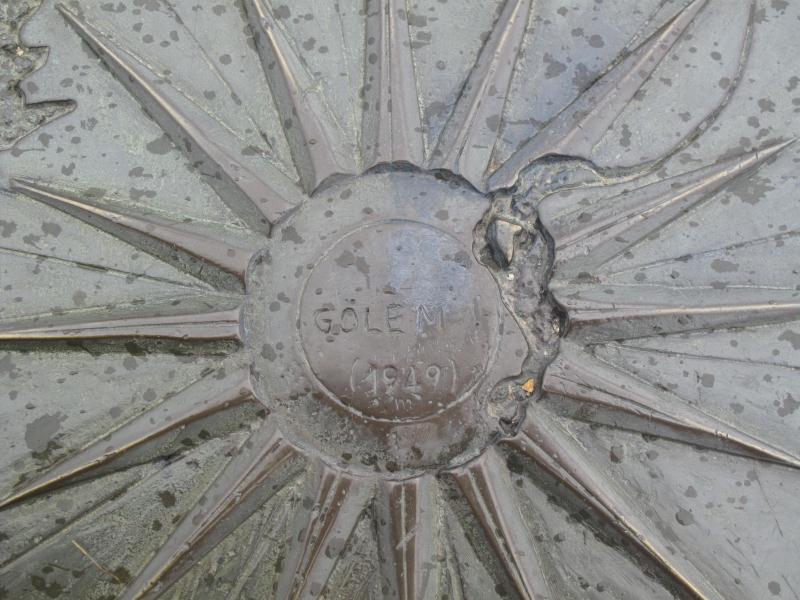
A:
273;4;291;20
572;62;595;90
22;233;41;247
25;413;67;454
675;508;695;526
158;490;177;507
72;290;87;306
113;567;132;584
0;220;17;237
145;134;174;155
771;0;789;12
758;98;776;113
543;53;566;79
728;174;775;205
777;329;800;350
776;394;799;417
710;259;739;273
485;114;501;133
0;355;19;379
41;222;62;237
281;226;304;244
445;250;471;269
30;575;65;598
262;343;277;361
588;34;605;48
619;123;632;148
334;249;371;285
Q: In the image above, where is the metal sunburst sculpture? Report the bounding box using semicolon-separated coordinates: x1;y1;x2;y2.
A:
0;0;797;599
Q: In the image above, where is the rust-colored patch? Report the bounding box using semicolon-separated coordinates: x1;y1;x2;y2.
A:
521;379;536;395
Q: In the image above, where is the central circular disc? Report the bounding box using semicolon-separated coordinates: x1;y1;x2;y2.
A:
299;220;497;421
249;170;529;475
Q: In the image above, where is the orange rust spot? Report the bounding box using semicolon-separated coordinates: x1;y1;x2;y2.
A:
521;379;536;395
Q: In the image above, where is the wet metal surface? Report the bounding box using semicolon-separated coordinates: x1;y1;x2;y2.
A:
1;1;800;599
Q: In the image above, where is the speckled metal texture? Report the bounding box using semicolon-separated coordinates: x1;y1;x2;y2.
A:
1;1;799;599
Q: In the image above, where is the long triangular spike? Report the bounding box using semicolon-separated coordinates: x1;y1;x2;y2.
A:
543;140;793;278
0;368;257;510
0;306;242;342
431;0;532;190
11;179;255;288
362;0;425;168
56;4;299;233
0;244;203;291
503;410;723;600
440;525;467;600
378;477;439;600
0;471;140;571
543;342;800;469
554;284;800;342
604;227;800;279
120;424;303;600
277;465;369;600
446;449;552;600
489;0;708;190
245;0;358;192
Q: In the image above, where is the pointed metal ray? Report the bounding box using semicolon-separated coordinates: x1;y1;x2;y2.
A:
0;368;257;510
543;342;800;469
441;535;467;600
378;476;438;600
555;284;800;342
0;245;205;292
11;179;255;288
119;424;303;600
503;410;724;600
542;140;793;278
0;473;138;570
362;0;425;168
0;306;242;342
245;0;358;192
489;0;708;190
604;227;800;279
446;449;551;600
431;0;532;189
57;4;299;233
606;337;800;373
277;465;368;600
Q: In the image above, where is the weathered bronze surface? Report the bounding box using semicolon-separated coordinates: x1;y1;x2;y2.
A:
1;1;799;599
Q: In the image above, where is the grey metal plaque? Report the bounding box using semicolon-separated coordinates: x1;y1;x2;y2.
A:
1;0;799;599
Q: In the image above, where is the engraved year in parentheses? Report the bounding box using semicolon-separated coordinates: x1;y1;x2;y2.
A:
350;361;455;410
